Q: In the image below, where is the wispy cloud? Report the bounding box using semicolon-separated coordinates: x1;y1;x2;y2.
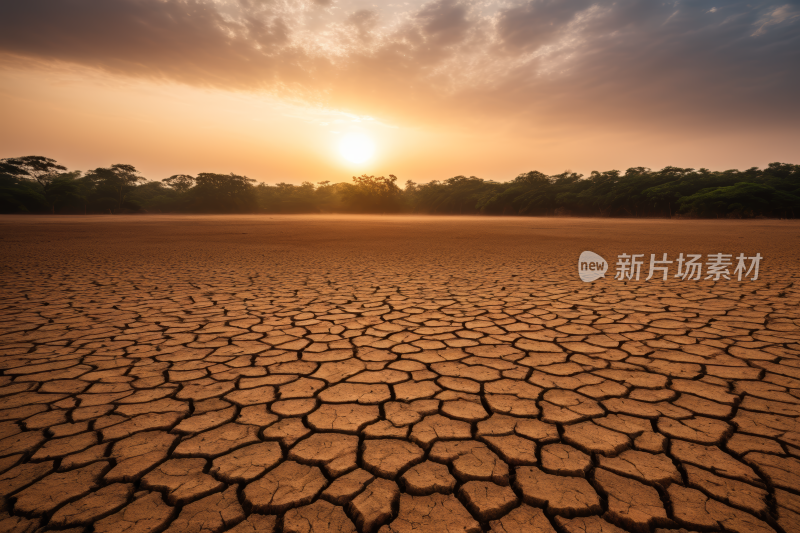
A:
752;3;799;35
0;0;798;132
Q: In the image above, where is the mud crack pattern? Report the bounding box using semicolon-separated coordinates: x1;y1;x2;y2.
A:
1;215;799;533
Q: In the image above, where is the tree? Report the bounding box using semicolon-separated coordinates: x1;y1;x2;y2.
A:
163;174;195;194
46;172;83;213
87;164;146;212
678;182;800;218
1;155;799;217
190;173;257;212
0;156;68;213
341;174;402;212
73;174;98;215
130;181;178;213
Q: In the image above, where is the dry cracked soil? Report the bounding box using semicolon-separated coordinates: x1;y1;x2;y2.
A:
1;214;800;533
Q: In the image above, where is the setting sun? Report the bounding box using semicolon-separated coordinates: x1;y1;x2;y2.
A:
339;134;375;164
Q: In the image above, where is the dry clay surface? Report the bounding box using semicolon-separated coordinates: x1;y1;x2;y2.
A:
1;214;800;533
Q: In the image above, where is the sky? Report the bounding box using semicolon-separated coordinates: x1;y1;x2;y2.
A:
0;0;799;185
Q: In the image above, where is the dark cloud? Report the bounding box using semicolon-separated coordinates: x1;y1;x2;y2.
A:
415;0;472;47
245;15;291;48
0;0;798;132
347;9;379;41
0;0;324;92
496;0;592;52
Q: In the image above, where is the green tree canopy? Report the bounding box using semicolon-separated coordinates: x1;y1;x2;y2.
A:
1;155;798;217
86;164;146;212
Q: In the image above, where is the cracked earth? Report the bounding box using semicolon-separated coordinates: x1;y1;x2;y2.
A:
1;215;799;533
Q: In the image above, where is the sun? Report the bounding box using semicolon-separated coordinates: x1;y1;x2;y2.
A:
339;134;375;164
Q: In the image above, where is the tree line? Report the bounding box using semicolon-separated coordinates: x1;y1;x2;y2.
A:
1;156;798;218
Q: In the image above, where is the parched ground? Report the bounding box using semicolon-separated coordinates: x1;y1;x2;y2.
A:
1;214;800;533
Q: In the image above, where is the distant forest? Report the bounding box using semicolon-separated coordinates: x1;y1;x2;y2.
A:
2;156;799;218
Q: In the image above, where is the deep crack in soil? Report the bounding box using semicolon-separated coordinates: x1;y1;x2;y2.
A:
1;215;799;533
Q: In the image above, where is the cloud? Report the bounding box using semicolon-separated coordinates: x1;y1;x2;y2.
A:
347;9;379;42
0;0;798;134
415;0;472;47
752;4;800;35
495;0;592;52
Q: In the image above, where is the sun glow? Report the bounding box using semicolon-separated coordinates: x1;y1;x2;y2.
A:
339;134;375;164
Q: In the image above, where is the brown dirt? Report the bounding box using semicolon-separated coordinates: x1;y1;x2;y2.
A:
1;214;799;533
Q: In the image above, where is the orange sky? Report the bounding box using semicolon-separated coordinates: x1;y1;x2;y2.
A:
1;0;799;184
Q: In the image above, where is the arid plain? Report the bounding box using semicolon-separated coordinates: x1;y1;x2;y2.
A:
1;215;800;533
